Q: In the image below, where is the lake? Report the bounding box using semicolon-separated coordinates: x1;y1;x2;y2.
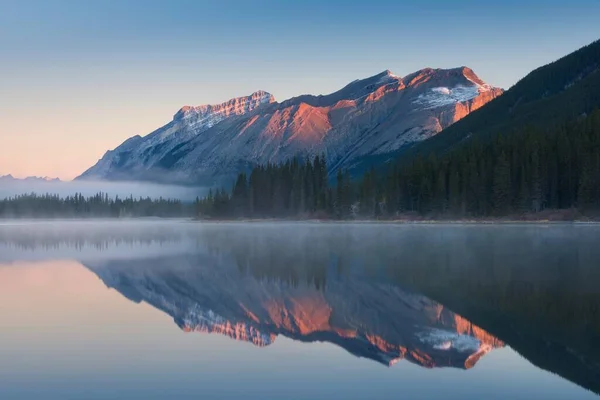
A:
0;220;598;399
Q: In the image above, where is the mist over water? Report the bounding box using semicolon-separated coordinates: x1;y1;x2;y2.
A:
0;221;598;399
0;180;207;201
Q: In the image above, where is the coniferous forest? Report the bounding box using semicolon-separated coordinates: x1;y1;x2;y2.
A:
0;193;192;218
197;109;600;220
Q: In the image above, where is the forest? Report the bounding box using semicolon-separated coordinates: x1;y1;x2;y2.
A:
197;109;600;219
0;192;192;218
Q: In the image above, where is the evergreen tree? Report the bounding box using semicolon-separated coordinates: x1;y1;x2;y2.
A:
492;150;512;215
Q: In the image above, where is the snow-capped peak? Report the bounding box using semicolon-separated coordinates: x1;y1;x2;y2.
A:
174;90;276;122
376;69;400;84
411;67;501;110
168;90;276;134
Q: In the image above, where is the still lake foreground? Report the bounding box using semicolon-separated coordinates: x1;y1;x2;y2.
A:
0;221;598;400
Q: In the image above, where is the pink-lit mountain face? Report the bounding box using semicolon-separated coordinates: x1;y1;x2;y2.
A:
78;67;502;185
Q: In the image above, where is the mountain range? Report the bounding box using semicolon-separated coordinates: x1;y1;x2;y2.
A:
0;174;61;183
78;67;502;185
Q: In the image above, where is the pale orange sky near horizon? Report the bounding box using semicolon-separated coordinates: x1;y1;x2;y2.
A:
1;1;599;180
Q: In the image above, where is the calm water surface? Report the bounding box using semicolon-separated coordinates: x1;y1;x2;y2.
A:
0;220;598;399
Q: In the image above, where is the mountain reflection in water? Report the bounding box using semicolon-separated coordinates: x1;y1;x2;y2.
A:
0;221;599;397
87;253;503;370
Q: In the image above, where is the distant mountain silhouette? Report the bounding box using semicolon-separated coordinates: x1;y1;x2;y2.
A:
0;174;61;182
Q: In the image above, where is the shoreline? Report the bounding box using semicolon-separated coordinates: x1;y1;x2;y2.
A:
193;208;600;224
0;216;598;224
191;218;600;225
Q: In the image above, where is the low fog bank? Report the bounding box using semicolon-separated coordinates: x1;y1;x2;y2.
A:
1;221;600;267
0;180;208;202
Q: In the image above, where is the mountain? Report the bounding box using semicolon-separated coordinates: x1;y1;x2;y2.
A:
0;175;61;182
86;253;503;369
78;67;502;185
396;39;600;162
340;38;600;218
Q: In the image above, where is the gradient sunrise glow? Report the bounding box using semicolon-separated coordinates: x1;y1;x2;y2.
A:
1;0;599;179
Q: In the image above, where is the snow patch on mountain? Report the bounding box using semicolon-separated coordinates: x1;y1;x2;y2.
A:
413;85;487;109
377;69;400;84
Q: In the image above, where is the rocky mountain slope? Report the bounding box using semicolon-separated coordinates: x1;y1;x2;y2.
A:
78;67;502;185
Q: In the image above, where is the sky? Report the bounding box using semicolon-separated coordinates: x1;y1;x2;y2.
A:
0;0;599;180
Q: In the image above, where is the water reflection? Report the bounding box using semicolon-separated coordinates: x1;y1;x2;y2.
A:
87;253;503;370
0;221;599;398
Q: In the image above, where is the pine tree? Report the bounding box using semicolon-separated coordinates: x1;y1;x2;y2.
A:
492;150;512;215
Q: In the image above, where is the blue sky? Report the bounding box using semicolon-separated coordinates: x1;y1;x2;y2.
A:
1;0;599;179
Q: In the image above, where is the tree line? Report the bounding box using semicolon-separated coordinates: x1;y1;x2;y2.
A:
382;108;600;217
0;192;193;218
197;109;600;219
196;155;349;218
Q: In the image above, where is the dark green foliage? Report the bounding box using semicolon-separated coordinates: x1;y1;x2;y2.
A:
0;192;192;218
197;156;338;219
492;150;511;215
377;110;600;217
